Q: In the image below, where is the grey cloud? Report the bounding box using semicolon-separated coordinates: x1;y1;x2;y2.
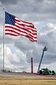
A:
3;0;56;13
4;37;14;44
0;0;56;22
15;41;35;51
38;32;56;53
0;0;18;5
0;36;19;44
42;54;56;64
14;38;43;63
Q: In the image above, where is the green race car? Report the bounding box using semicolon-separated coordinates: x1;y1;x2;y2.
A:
39;68;55;75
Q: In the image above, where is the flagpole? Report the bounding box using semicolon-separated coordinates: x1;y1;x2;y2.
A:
3;8;5;72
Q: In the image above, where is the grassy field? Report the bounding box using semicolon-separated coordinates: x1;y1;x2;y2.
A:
0;77;56;85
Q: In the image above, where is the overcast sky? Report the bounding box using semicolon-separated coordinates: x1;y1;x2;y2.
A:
0;0;56;72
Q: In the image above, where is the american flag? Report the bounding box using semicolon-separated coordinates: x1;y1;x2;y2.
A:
5;12;37;42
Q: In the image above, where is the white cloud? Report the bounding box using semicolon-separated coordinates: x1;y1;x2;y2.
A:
44;0;56;4
0;44;28;71
39;23;56;35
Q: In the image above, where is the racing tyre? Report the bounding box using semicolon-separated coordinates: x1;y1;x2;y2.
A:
39;70;42;74
52;71;55;75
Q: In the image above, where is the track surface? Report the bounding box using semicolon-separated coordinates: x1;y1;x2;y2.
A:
0;72;56;78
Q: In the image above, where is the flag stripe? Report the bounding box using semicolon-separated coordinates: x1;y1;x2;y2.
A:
5;33;18;36
5;32;37;42
15;17;36;30
5;31;37;41
5;24;37;34
15;22;37;32
15;17;33;25
15;21;34;29
5;25;37;37
5;28;37;39
15;25;37;35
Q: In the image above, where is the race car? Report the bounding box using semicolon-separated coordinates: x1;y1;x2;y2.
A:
39;68;55;75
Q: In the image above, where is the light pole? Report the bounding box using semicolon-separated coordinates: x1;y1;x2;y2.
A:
37;46;47;73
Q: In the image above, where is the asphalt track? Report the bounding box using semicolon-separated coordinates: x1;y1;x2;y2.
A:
0;72;56;78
